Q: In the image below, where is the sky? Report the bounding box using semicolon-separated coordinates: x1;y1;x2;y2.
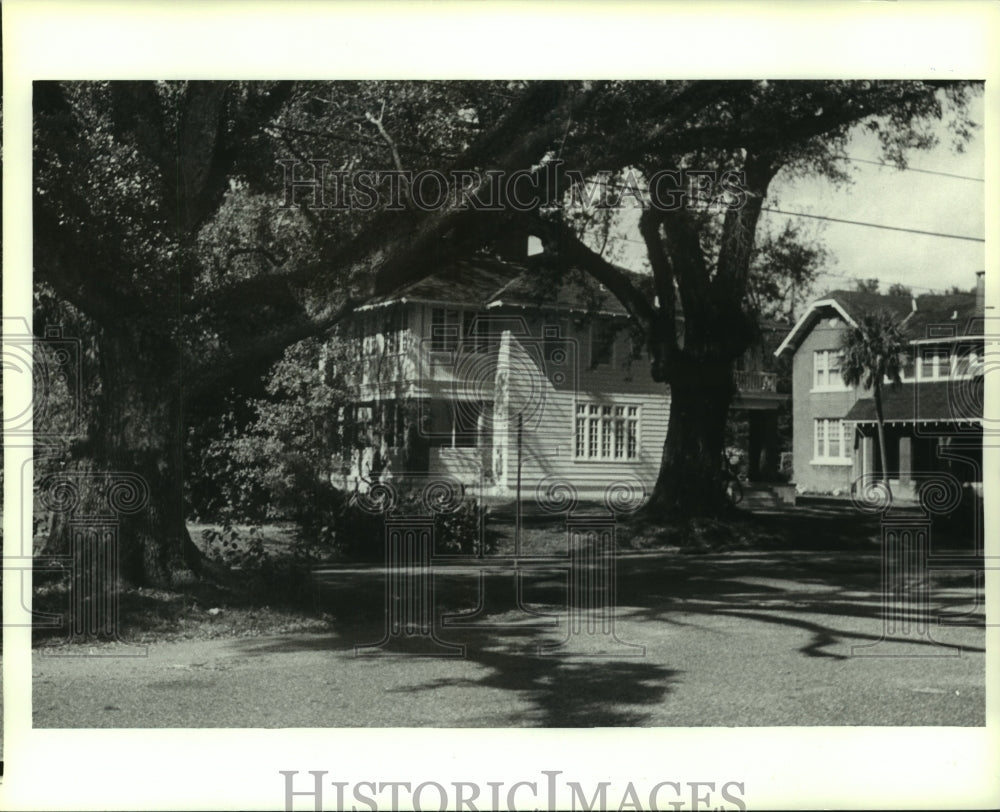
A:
600;90;985;302
760;92;985;297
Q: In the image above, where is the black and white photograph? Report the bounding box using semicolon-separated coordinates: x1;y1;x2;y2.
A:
2;2;998;810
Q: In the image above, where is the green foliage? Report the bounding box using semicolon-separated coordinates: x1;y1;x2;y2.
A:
201;524;321;605
335;492;493;560
202;524;270;570
36;78;984;549
855;278;880;294
186;335;358;526
747;221;829;319
747;221;828;320
839;308;907;489
432;497;486;555
839;309;907;392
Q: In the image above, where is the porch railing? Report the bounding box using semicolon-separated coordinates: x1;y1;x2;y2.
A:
735;370;778;393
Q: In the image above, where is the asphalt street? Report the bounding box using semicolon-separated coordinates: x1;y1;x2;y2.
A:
31;549;986;728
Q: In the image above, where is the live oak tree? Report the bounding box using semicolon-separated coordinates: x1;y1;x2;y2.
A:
510;80;978;515
35;80;600;585
35;80;978;585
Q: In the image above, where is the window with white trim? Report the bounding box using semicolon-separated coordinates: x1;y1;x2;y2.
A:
896;350;915;382
575;402;639;460
814;418;851;461
813;349;849;390
590;320;616;367
431;308;460;353
954;345;983;378
918;347;949;381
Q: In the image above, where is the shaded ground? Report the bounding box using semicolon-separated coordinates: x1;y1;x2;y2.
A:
31;503;986;728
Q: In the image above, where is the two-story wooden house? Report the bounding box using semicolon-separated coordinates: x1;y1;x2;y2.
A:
775;272;985;499
334;250;788;503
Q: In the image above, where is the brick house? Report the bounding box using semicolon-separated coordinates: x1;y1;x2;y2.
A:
774;272;985;498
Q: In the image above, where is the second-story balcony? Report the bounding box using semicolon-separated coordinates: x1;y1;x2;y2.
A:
735;370;779;393
733;370;786;411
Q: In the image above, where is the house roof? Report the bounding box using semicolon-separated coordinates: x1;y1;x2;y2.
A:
905;292;982;340
843;379;982;424
362;254;649;317
775;286;983;357
365;257;523;309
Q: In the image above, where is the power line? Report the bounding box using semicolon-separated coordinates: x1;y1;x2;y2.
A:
561;175;984;243
761;207;984;243
844;155;984;182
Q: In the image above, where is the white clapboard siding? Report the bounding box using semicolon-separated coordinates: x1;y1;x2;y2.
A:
355;302;671;504
492;327;670;504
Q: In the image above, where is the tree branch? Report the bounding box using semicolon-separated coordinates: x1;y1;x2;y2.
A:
224;245;288;270
182;297;359;404
365;101;407;175
33;205;154;324
715;150;777;300
182;81;591;321
638;207;679;361
521;214;656;332
642;82;943;160
659;206;711;333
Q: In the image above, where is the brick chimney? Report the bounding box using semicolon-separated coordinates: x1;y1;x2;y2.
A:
976;270;985;311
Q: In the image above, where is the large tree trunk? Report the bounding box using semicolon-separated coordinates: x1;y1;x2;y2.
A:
42;325;202;588
645;357;736;517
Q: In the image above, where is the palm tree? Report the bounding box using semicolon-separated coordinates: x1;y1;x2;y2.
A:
839;309;907;493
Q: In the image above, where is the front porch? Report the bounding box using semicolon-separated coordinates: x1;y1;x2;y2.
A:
731;370;789;482
849;421;983;502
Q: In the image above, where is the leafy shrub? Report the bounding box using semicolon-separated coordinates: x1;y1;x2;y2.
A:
329;489;495;560
201;524;321;606
185;336;359;526
433;497;487;555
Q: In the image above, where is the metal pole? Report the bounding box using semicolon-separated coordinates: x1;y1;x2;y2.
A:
478;466;485;559
516;412;523;558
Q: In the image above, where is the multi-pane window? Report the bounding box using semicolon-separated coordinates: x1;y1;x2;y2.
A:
591;320;616;367
613;406;625;459
813;350;847;390
954;345;983;378
627;406;638;457
462;311;493;353
432;308;499;353
431;308;460;352
918;347;950;381
588;405;599;457
600;405;613;457
814;418;851;461
575;402;639;460
382;307;406;354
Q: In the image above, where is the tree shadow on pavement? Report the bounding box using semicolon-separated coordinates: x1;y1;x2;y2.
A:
233;506;984;725
235;610;677;726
